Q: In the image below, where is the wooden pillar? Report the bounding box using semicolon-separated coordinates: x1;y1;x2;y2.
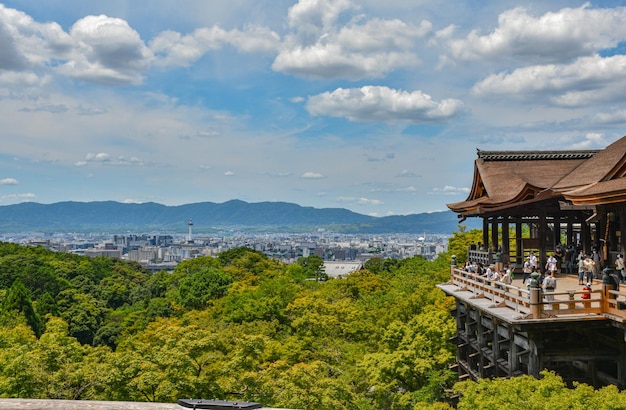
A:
619;330;626;389
492;318;500;378
582;219;591;254
516;221;523;267
539;211;547;267
483;218;489;251
567;222;574;247
502;219;510;264
527;333;542;378
477;311;485;378
508;328;519;376
492;217;499;252
553;215;561;247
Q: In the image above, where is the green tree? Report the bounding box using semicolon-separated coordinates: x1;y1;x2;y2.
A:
2;278;43;337
360;304;457;407
57;289;106;345
297;255;325;280
36;291;60;318
454;370;626;409
447;226;483;265
178;267;233;310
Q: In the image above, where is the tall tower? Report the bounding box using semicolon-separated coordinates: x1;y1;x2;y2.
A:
187;218;193;243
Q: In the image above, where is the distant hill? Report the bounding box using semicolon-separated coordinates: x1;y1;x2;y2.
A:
0;200;480;234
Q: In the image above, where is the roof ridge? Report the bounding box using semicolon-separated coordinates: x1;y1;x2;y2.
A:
477;149;600;161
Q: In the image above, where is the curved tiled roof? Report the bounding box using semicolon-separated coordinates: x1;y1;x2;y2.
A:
448;135;626;215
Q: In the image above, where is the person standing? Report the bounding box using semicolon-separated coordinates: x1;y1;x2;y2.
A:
529;251;538;271
591;248;602;280
616;254;625;283
522;259;532;284
584;254;596;284
578;255;587;285
554;244;564;273
545;253;558;276
543;270;557;302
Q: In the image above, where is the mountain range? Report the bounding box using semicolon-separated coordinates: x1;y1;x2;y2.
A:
0;200;480;234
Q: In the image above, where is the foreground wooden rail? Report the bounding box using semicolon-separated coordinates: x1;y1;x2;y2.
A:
448;267;626;321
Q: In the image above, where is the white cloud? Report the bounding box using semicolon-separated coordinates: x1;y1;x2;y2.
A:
306;86;464;122
429;185;470;195
274;0;429;79
447;4;626;63
571;133;608;149
273;44;418;79
224;170;235;176
79;152;143;167
0;178;18;185
358;197;383;206
287;0;354;34
0;6;152;86
57;15;153;85
150;25;280;67
472;54;626;107
86;152;111;162
0;4;73;70
300;171;325;179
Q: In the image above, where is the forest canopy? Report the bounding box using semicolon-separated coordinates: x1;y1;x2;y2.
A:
0;229;625;409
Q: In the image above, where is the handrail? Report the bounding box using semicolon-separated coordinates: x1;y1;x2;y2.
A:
449;267;624;320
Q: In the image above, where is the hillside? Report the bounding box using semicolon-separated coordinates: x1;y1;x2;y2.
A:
0;200;479;233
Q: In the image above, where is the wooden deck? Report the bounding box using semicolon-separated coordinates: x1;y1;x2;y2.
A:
438;267;626;324
439;267;626;386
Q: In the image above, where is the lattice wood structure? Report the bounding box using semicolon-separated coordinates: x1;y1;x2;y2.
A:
443;136;626;387
438;269;626;387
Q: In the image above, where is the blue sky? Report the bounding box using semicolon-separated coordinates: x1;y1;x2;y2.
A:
1;1;626;216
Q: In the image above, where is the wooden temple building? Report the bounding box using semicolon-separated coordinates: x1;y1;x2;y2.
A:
438;135;626;388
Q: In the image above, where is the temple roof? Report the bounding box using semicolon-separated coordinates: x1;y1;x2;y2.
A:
448;135;626;215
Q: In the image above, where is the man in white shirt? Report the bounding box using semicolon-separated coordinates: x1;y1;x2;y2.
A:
529;251;538;271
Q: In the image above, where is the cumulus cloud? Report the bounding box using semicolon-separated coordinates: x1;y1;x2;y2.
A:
447;4;626;63
306;86;464;122
0;5;152;86
150;25;280;67
273;0;429;79
0;178;18;185
473;54;626;107
0;4;72;70
300;171;325;179
56;15;153;85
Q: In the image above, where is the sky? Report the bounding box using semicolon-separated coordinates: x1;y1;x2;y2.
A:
1;1;626;216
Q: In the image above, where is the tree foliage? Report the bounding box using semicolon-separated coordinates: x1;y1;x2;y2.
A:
1;234;624;409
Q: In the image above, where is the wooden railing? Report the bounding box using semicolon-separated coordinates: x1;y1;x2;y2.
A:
449;267;626;321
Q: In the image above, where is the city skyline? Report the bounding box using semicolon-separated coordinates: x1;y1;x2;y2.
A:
1;1;626;216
